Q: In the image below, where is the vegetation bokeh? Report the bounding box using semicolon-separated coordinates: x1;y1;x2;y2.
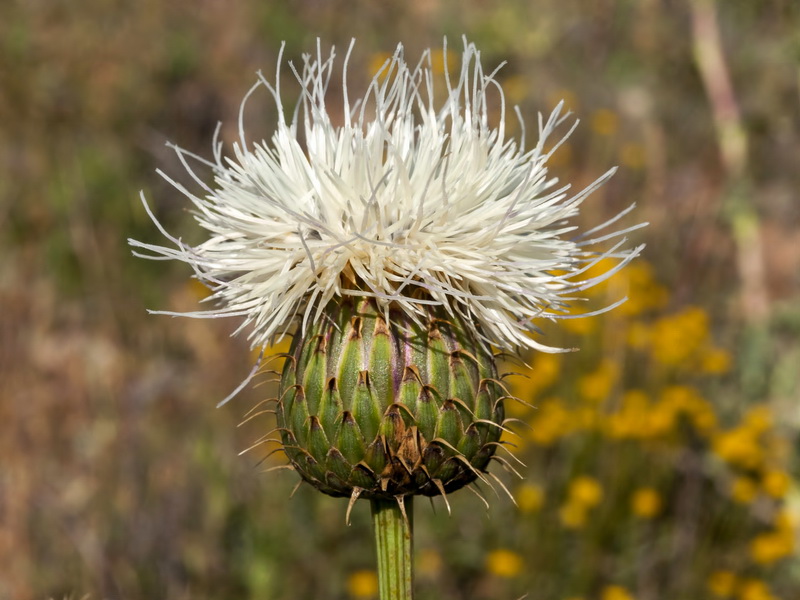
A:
1;1;798;599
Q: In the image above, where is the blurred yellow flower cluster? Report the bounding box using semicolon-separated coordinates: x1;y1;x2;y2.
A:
749;510;795;565
528;398;572;446
600;585;635;600
485;548;524;578
712;404;794;545
591;109;619;137
633;304;731;375
559;476;603;529
708;570;738;597
516;482;545;513
589;259;668;318
707;571;783;600
500;258;797;598
607;386;716;441
416;548;443;579
630;487;662;519
529;384;718;447
714;406;775;471
504;353;563;422
578;359;619;404
573;259;731;375
346;569;378;599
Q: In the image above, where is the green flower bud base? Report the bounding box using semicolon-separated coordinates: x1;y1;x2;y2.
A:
277;297;506;503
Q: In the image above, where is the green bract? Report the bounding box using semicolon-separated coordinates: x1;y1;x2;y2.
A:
277;297;507;503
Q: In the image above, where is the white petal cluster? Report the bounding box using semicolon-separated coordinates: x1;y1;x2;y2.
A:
130;39;644;353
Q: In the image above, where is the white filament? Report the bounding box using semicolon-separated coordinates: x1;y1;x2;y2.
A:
129;37;645;353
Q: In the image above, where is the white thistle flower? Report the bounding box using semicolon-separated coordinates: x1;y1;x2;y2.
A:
130;38;644;358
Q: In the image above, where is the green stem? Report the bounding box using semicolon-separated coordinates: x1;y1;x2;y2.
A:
371;496;414;600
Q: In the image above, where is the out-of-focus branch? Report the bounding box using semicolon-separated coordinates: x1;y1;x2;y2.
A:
690;0;769;324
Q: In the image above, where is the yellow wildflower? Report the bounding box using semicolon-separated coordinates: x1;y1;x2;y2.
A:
580;257;617;298
647;401;678;438
737;578;776;600
660;385;694;407
520;352;562;398
765;433;791;464
429;48;456;75
743;406;773;434
650;306;710;367
547;141;574;168
702;346;732;374
500;427;526;453
516;483;545;513
749;530;794;565
713;428;764;470
188;278;213;300
347;570;378;599
626;321;651;349
561;313;598;335
660;386;717;433
501;74;528;105
569;476;603;507
619;142;646;170
762;470;791;499
730;477;759;504
417;548;442;578
607;389;650;439
631;488;662;519
591;109;619;136
707;570;737;598
712;406;776;470
600;584;635;600
690;403;718;433
578;359;619;404
774;509;795;532
530;400;572;446
575;406;601;432
559;501;588;529
486;549;524;578
367;52;393;80
263;335;292;357
549;88;579;112
615;261;668;316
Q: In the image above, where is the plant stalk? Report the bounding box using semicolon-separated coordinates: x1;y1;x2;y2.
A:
371;496;414;600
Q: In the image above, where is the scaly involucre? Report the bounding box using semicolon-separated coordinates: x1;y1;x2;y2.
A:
130;38;644;353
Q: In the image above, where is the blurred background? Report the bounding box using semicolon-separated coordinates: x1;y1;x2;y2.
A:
1;1;799;599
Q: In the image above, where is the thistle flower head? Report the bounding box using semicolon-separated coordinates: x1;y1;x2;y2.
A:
130;38;644;356
132;38;646;505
